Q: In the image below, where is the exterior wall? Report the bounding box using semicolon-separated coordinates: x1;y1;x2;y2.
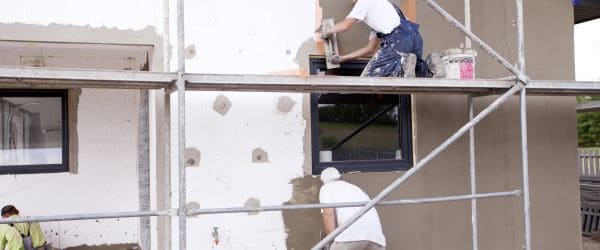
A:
169;1;316;249
287;0;581;250
0;1;165;249
0;0;581;250
0;89;141;249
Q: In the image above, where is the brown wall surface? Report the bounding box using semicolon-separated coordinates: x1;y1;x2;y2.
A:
290;0;581;249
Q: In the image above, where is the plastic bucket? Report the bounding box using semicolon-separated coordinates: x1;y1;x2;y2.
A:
441;48;476;79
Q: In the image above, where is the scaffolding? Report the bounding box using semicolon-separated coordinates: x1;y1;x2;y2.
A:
0;0;599;249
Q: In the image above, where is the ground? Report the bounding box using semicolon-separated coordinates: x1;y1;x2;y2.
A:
584;236;600;250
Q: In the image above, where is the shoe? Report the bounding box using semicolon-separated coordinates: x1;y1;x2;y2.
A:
401;53;416;78
426;52;446;78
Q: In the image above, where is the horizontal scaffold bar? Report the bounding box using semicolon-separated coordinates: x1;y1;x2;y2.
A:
0;66;176;89
0;67;599;95
186;190;521;216
577;100;600;112
0;190;520;224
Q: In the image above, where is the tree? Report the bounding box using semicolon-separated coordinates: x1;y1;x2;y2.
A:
577;96;600;147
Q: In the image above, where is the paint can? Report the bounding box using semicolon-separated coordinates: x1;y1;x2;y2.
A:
320;151;333;162
441;48;477;79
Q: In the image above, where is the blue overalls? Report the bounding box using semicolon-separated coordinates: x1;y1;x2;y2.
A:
362;4;431;77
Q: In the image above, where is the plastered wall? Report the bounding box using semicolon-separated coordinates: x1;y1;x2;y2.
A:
167;0;317;249
0;0;166;248
285;0;580;249
0;0;581;249
0;89;141;249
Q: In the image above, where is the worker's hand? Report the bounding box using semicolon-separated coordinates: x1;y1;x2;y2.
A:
330;54;343;64
320;30;332;40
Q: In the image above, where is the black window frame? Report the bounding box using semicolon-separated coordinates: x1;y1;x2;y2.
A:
309;57;413;174
0;89;69;175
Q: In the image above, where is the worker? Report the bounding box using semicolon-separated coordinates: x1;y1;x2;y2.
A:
1;205;50;250
321;0;445;78
319;167;386;250
0;224;24;250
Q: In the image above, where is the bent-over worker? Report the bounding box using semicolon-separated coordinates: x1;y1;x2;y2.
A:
319;167;386;250
0;223;24;250
321;0;444;78
1;205;50;250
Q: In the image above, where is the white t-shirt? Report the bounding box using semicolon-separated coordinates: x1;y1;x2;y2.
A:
319;180;386;246
348;0;401;39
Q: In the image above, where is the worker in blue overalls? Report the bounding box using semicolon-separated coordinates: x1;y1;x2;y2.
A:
321;0;445;78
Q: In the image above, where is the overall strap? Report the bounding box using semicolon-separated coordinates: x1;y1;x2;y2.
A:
376;2;408;38
10;223;30;237
391;2;407;21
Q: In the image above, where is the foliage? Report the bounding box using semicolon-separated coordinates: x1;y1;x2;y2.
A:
577;96;600;103
577;96;600;147
578;112;600;147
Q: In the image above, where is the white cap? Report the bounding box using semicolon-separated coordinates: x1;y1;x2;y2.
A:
320;167;341;183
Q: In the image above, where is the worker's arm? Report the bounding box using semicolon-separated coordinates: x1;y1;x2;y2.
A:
322;18;359;38
335;37;380;63
0;230;6;250
322;208;337;235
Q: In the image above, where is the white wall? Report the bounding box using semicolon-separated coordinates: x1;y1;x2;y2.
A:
1;0;319;249
0;0;164;248
575;18;600;81
167;0;317;249
0;89;140;248
0;0;157;31
169;0;316;74
180;91;305;249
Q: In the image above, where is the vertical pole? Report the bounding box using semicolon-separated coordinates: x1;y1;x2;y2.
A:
516;0;525;74
176;0;187;248
464;0;471;49
468;94;478;250
138;90;152;250
159;91;172;250
520;86;531;250
515;0;530;249
176;74;186;250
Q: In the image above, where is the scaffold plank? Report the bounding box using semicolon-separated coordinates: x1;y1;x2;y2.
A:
0;67;175;89
1;67;600;96
185;74;511;94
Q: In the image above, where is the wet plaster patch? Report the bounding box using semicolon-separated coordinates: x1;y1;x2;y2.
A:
187;201;201;218
282;176;324;249
252;148;269;163
244;197;261;215
277;96;296;113
184;147;201;167
213;95;232;116
185;44;196;59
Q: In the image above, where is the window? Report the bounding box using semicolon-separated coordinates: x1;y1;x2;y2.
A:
310;57;413;174
0;90;69;174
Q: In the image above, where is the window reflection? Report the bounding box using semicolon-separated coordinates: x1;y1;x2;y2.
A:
0;97;63;166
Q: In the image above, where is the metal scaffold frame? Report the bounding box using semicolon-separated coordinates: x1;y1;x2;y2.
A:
0;0;598;249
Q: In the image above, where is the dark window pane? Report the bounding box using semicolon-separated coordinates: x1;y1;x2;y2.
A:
318;101;401;162
0;96;63;166
309;57;412;173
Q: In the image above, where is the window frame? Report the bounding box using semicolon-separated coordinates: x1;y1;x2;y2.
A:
309;57;413;174
0;89;69;175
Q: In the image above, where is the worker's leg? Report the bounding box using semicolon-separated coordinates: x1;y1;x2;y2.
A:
363;18;424;77
361;45;403;77
330;241;370;250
